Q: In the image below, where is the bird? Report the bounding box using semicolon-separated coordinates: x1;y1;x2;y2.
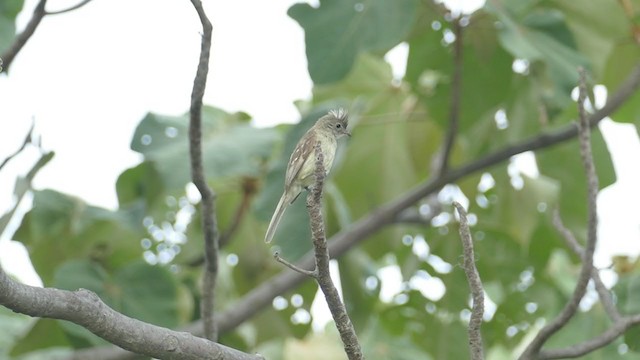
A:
264;109;351;243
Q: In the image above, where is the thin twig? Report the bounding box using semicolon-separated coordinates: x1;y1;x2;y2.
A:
519;68;600;359
453;202;485;360
45;0;93;15
552;210;621;321
0;121;35;171
190;179;257;267
187;0;218;342
273;252;317;277
0;151;54;237
438;18;464;176
220;178;256;247
539;314;640;359
66;62;640;360
306;142;363;360
1;0;47;73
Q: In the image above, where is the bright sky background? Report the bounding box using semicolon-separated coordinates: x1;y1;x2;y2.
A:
1;0;639;321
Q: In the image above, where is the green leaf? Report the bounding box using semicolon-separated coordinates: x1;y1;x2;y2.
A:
10;319;70;357
116;161;164;209
536;129;616;234
0;306;31;359
288;0;419;84
338;250;380;329
130;107;279;190
549;0;631;77
476;172;560;246
47;260;181;346
602;43;640;131
361;317;433;360
14;190;145;284
0;0;23;55
114;261;180;328
0;151;53;237
486;3;589;110
407;11;516;138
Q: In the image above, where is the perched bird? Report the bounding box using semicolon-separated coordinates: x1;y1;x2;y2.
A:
264;109;351;243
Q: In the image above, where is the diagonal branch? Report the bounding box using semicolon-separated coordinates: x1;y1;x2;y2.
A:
0;120;35;171
187;0;218;342
1;0;47;73
0;266;262;360
552;210;621;322
519;68;601;359
273;251;317;277
538;314;640;359
45;0;93;15
67;62;640;360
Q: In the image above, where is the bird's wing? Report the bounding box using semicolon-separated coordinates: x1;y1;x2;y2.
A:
285;132;316;188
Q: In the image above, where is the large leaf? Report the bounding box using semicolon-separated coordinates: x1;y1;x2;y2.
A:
406;10;515;139
602;43;640;132
130;106;279;190
486;2;590;112
0;306;32;359
289;0;419;84
0;151;53;237
550;0;631;78
9;319;70;357
14;190;145;284
52;260;181;345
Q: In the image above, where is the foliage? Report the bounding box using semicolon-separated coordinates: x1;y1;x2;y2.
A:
2;0;640;359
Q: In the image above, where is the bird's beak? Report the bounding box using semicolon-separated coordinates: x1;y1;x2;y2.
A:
345;129;352;137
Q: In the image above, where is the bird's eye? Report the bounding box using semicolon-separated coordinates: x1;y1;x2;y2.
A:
336;124;342;129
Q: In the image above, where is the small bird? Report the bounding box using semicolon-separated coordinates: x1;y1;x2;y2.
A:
264;109;351;243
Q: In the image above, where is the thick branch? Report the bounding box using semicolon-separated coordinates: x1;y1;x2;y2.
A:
0;266;261;360
1;0;47;73
519;69;600;359
69;62;640;360
453;202;484;360
187;0;218;342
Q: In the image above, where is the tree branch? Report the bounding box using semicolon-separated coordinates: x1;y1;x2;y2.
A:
69;62;640;360
453;202;485;360
0;120;35;171
187;0;218;342
1;0;47;73
45;0;93;15
519;68;600;359
437;18;464;176
539;314;640;359
273;251;317;277
552;209;621;322
306;142;363;360
220;178;256;247
0;266;262;360
188;178;256;267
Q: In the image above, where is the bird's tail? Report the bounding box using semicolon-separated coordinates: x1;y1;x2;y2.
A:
265;193;288;243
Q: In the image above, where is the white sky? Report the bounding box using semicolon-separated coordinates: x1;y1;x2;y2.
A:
0;0;639;301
